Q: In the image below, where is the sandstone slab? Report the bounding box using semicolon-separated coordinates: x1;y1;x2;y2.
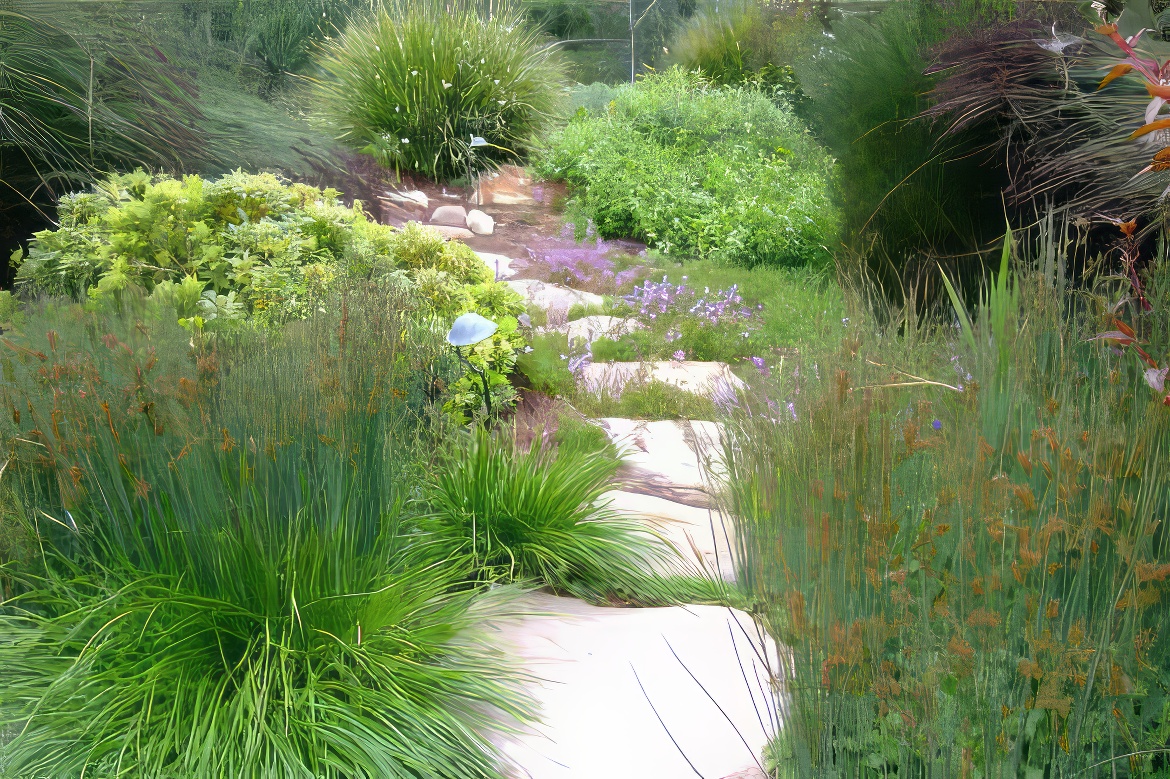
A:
600;418;725;493
477;252;520;280
562;315;641;345
604;490;737;582
506;280;604;318
489;592;777;779
580;361;745;400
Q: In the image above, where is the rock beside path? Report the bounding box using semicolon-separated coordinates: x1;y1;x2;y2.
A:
430;204;469;226
488;592;777;779
467;209;495;235
477;251;520;279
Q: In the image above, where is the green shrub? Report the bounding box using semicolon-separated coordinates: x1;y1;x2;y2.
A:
14;171;383;324
669;0;819;100
423;428;676;601
535;68;837;268
722;243;1170;776
314;0;566;181
0;293;530;778
14;172;527;419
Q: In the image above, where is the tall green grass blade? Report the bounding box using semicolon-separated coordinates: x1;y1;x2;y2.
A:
938;263;978;354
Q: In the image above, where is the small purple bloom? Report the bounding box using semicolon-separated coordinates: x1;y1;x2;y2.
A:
672;349;686;361
932;419;942;431
787;402;797;421
750;356;770;377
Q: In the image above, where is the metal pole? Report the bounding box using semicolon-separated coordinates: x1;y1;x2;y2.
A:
629;0;635;85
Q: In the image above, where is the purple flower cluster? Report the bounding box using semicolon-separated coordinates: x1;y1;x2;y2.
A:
525;226;647;293
622;276;756;325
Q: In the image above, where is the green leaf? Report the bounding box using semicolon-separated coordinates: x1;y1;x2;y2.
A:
938;263;978;354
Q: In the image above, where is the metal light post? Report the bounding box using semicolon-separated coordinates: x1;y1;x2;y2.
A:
467;135;488;204
446;312;498;423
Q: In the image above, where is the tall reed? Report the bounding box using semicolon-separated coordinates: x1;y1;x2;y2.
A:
723;239;1170;777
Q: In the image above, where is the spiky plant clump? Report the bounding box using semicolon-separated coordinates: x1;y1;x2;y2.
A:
314;0;566;182
423;428;682;601
0;291;531;779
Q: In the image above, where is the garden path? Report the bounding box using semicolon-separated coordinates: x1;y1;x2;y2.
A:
482;249;779;778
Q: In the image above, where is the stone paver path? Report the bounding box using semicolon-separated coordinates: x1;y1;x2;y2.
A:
580;361;744;399
488;273;781;777
489;593;778;779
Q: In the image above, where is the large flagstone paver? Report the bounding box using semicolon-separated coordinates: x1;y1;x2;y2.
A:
489;592;778;779
605;490;737;582
561;315;641;345
580;361;744;399
507;279;604;318
600;418;725;494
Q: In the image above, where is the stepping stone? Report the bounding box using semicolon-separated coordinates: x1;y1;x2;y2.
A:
477;251;520;280
489;592;777;779
604;490;737;582
430;204;468;226
599;418;725;507
562;315;640;345
580;361;744;399
506;279;604;318
466;209;495;235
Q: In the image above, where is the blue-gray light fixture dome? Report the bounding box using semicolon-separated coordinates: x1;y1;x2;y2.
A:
447;312;498;347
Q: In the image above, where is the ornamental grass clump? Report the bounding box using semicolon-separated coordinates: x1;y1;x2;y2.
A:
423;428;682;602
721;231;1170;776
0;291;530;779
314;0;565;181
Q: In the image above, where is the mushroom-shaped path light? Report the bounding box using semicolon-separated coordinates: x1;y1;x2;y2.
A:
446;312;499;423
447;312;498;347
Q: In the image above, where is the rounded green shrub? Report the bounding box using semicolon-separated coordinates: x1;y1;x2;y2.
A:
314;0;566;181
536;68;838;268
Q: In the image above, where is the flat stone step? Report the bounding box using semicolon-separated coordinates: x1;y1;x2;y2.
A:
605;490;737;582
601;418;725;491
507;279;604;320
580;361;744;400
561;315;640;345
488;592;778;779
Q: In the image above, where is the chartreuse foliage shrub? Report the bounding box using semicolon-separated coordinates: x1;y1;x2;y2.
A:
722;242;1170;776
13;171;526;419
0;291;531;778
314;0;565;182
535;68;838;268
